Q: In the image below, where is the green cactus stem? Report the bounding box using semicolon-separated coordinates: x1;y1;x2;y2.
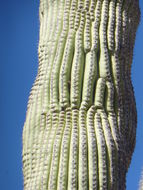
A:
22;0;140;189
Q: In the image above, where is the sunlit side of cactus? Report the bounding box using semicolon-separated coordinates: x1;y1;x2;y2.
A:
22;0;140;189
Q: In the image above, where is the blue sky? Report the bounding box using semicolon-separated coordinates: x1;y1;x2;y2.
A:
0;1;143;189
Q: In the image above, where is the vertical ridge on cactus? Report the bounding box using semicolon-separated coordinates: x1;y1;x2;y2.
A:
22;0;140;189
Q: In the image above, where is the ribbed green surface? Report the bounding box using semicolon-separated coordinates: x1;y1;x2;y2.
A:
22;0;140;189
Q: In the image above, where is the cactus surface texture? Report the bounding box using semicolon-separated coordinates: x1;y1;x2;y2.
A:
22;0;140;189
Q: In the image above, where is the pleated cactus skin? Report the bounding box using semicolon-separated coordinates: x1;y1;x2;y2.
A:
22;0;140;189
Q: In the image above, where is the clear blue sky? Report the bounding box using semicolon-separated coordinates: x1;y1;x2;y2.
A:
0;1;143;189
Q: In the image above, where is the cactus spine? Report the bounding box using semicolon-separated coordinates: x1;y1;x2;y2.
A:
22;0;140;189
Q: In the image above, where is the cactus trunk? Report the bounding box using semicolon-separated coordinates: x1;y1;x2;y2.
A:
22;0;140;189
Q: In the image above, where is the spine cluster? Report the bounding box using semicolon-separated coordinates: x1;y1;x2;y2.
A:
22;0;140;189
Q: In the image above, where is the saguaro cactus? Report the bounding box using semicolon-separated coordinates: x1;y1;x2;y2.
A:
139;170;143;190
22;0;140;189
